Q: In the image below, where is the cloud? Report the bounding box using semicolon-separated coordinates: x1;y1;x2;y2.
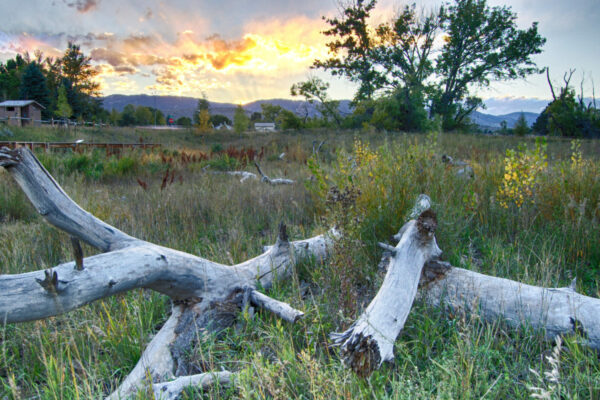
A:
63;0;99;13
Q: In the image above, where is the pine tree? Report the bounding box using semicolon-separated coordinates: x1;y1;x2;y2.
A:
19;63;50;118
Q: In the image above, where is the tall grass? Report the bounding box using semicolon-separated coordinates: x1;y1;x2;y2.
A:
1;129;599;399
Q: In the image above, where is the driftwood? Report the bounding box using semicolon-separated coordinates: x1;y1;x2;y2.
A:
254;161;295;185
332;194;600;376
202;167;258;183
0;147;333;399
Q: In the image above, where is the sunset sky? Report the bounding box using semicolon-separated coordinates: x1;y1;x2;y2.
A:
0;0;599;112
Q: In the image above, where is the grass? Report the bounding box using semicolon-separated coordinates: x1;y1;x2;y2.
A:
1;127;599;399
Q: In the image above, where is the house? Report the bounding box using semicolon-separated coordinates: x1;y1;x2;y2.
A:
0;100;45;127
254;122;276;132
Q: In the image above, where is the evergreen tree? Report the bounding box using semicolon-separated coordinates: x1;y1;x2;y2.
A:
19;63;50;118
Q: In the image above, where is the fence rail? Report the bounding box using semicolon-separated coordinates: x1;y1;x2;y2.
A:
0;141;161;151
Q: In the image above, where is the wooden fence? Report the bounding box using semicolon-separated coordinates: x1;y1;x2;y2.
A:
0;141;160;152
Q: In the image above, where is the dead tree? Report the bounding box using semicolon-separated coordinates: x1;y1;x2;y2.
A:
332;195;600;376
0;147;333;399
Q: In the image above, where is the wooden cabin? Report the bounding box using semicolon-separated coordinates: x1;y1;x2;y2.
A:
0;100;45;127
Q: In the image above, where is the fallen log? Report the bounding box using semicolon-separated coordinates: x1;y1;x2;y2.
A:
333;194;600;377
0;146;330;399
254;161;295;185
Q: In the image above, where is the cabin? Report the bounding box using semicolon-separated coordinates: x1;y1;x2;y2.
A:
254;122;276;132
0;100;45;127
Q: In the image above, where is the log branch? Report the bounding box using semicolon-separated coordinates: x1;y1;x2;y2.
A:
0;146;137;251
250;290;305;323
152;371;233;400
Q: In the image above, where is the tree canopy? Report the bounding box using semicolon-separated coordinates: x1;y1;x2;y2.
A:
313;0;546;131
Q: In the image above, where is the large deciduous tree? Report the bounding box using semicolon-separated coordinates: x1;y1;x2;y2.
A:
431;0;545;130
313;0;545;131
313;0;384;101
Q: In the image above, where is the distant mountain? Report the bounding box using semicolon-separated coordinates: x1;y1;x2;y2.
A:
102;94;353;121
470;111;539;129
102;94;540;130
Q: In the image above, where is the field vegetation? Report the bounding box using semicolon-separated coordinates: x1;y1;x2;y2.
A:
1;126;599;399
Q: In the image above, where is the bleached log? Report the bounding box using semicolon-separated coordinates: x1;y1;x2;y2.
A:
204;169;258;183
420;262;600;350
250;290;304;323
254;161;294;185
330;208;441;376
334;194;600;377
152;371;233;400
0;146;333;399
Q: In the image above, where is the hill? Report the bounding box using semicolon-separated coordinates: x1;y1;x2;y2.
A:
102;94;353;121
469;111;539;129
102;94;540;130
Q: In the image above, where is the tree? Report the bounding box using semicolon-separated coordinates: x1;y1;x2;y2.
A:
193;96;210;124
176;116;192;127
19;63;50;118
260;103;282;123
375;4;441;94
134;106;153;126
119;104;137;126
61;42;100;97
250;112;262;122
0;54;26;100
313;0;384;101
291;77;342;127
535;69;600;138
369;86;429;131
513;112;530;136
313;0;545;131
193;95;212;132
233;105;249;133
278;110;304;130
431;0;545;130
210;114;232;127
55;84;72;120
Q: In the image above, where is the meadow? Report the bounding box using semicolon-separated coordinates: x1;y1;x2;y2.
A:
1;126;599;399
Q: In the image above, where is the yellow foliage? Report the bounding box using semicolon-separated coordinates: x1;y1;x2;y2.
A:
497;139;547;208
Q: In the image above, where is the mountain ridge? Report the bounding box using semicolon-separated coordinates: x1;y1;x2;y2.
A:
102;94;540;128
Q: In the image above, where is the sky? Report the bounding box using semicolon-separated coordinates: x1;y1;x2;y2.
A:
0;0;599;114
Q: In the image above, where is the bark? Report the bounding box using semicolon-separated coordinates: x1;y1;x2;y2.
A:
0;146;330;399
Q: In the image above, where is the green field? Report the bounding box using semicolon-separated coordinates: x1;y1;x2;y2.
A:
1;127;599;399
